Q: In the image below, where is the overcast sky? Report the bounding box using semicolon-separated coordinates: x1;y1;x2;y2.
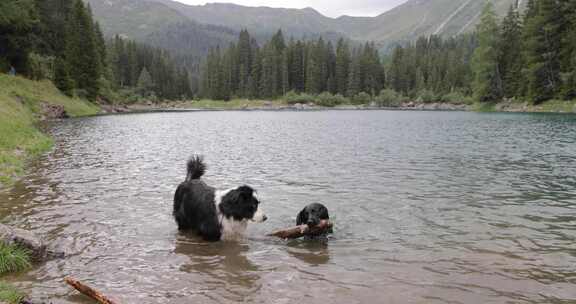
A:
172;0;409;18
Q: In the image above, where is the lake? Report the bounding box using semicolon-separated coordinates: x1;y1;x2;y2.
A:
1;110;575;303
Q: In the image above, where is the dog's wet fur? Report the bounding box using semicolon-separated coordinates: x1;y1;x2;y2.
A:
173;156;266;241
297;203;332;237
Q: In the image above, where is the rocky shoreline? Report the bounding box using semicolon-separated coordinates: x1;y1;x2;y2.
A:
99;101;472;114
99;100;576;114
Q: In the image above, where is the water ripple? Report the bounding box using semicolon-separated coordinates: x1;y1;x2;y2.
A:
0;111;575;303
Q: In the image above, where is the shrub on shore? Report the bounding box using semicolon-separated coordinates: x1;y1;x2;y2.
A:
0;243;30;304
282;91;353;107
0;281;25;304
0;243;31;275
440;91;474;105
315;93;350;107
351;92;372;105
283;91;316;105
374;89;407;107
276;89;549;109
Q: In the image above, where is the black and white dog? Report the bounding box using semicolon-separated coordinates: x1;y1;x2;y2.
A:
297;203;332;236
173;156;267;241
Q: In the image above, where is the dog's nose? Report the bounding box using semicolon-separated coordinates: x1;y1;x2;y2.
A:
262;215;268;222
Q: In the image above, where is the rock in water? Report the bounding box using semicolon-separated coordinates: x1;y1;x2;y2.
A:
0;223;47;262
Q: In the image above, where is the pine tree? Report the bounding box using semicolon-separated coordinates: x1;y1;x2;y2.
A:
221;44;234;100
325;41;336;93
347;49;361;96
248;47;261;98
0;0;39;74
54;56;74;95
499;5;523;98
270;29;286;52
523;0;564;103
259;44;278;98
281;50;290;95
389;46;407;94
335;39;350;95
415;67;425;92
305;41;320;94
65;0;101;99
361;42;384;95
290;41;305;92
471;2;502;102
94;22;109;77
270;30;286;96
561;0;576;99
236;30;252;96
137;67;154;96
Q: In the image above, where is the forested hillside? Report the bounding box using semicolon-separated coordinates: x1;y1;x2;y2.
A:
200;30;383;101
0;0;192;102
2;0;574;106
201;1;576;106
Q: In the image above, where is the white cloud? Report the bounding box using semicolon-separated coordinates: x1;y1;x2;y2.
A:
172;0;408;18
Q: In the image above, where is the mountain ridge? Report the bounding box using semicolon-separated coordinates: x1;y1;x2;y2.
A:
87;0;525;51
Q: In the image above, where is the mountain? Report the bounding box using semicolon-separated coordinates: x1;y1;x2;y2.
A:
151;1;337;37
144;21;237;57
87;0;189;39
147;0;525;42
87;0;240;70
347;0;527;44
87;0;526;50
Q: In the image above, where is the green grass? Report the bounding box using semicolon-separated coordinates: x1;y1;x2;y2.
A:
0;282;25;304
0;243;31;275
0;74;100;187
180;99;287;109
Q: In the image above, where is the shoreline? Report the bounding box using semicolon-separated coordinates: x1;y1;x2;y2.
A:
0;76;99;191
100;100;576;115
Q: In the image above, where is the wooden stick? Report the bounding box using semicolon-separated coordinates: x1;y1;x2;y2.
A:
267;220;333;239
65;277;119;304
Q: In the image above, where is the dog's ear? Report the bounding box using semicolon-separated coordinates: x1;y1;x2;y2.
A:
319;205;330;220
296;208;308;226
237;185;254;198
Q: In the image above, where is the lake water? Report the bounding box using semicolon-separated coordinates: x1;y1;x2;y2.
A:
1;110;576;304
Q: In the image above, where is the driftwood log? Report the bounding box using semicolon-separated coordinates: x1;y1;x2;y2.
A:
65;277;119;304
267;220;333;239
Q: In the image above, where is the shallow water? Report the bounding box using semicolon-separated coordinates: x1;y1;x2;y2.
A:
1;110;576;303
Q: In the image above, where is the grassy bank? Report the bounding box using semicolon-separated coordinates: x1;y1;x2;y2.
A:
0;75;99;187
0;243;30;304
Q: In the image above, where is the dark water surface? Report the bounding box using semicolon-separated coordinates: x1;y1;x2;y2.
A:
1;111;576;304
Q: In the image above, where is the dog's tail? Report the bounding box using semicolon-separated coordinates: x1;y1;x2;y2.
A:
186;155;206;181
